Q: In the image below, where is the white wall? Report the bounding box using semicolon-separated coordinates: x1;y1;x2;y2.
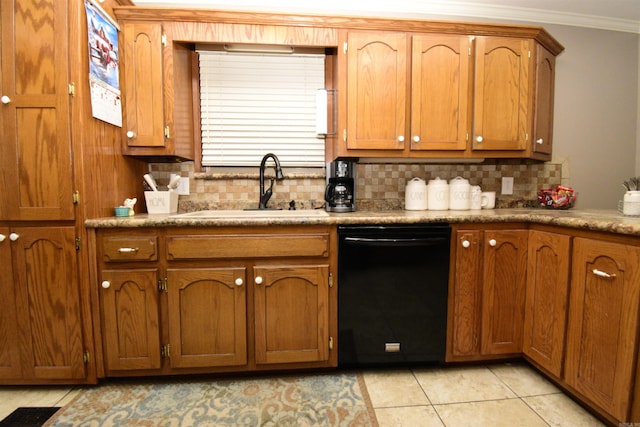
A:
544;25;639;208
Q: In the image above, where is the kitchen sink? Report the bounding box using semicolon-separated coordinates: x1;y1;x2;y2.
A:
171;209;329;218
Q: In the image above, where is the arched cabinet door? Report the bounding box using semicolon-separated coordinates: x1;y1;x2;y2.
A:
254;264;330;365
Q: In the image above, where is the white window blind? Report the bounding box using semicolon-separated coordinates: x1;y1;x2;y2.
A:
199;51;326;167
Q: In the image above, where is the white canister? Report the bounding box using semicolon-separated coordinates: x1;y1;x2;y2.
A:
405;177;428;210
428;177;449;210
470;185;482;210
623;191;640;215
449;176;471;210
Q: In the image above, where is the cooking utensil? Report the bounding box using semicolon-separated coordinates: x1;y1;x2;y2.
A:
168;174;181;191
143;174;159;191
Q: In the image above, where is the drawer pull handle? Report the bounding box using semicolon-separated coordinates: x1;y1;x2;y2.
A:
118;247;139;253
592;268;616;279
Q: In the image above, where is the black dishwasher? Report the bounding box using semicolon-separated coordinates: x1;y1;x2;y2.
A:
338;224;451;367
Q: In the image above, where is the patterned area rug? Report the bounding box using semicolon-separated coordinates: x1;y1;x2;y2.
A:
44;372;378;427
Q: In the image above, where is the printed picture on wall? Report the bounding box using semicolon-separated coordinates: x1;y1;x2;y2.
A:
84;0;122;127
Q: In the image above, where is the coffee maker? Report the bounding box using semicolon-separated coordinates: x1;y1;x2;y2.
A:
325;159;356;212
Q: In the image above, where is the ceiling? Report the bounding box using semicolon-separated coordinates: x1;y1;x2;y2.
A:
131;0;640;33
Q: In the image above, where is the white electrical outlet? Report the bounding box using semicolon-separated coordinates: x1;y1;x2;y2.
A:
502;177;514;195
176;177;190;195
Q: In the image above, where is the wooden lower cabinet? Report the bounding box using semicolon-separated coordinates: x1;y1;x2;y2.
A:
166;268;247;368
96;226;336;376
254;265;330;365
523;229;570;377
565;237;640;422
100;269;162;372
0;226;86;382
447;225;527;361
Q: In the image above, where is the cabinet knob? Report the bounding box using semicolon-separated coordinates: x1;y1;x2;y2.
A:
9;233;19;241
0;234;5;242
126;131;136;139
398;136;405;142
413;135;420;143
536;138;544;144
235;278;243;286
462;240;471;248
101;280;111;289
488;238;497;247
1;95;11;104
255;276;263;285
476;136;483;143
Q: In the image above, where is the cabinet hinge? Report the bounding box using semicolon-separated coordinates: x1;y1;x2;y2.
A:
465;132;469;141
329;273;334;288
83;351;90;364
343;41;347;54
329;336;334;350
164;125;170;139
158;277;168;292
68;83;75;96
72;190;80;205
528;50;531;58
75;237;81;251
343;129;347;142
161;34;167;47
161;344;170;358
525;133;529;141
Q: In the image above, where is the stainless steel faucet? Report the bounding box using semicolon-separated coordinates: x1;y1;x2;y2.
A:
259;153;284;209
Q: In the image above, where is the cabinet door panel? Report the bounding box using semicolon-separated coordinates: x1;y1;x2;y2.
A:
448;230;483;359
346;32;407;150
481;230;528;354
473;37;531;151
100;269;161;371
122;22;165;148
254;265;329;365
0;228;21;379
13;227;85;379
532;45;555;156
0;0;73;220
566;238;640;421
411;35;470;151
523;230;570;377
167;268;247;368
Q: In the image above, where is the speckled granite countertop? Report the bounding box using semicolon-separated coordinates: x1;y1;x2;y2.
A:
85;208;640;237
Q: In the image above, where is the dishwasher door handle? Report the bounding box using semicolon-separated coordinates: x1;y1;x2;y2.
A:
343;236;449;247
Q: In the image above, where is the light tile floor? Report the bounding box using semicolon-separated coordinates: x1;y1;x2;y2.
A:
0;363;606;426
364;363;606;427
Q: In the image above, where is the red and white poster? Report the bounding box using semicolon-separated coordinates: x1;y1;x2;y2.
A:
85;0;122;127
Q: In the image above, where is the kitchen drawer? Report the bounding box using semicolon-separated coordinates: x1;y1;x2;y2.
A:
166;234;329;260
101;236;158;262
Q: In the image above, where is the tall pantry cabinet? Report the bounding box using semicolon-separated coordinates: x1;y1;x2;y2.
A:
0;0;145;384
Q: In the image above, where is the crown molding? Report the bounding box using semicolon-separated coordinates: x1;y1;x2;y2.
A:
132;0;640;33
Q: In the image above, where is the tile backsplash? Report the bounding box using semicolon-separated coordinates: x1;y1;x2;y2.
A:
149;160;562;211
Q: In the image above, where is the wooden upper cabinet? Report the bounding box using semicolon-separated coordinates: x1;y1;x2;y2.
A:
411;35;471;151
473;37;532;152
565;238;640;422
0;0;74;221
120;22;194;160
532;44;556;157
121;22;165;149
345;31;408;151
